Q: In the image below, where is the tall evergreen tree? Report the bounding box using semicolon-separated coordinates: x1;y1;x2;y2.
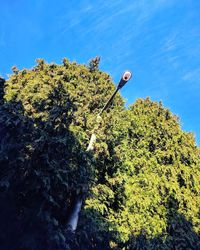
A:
0;58;199;249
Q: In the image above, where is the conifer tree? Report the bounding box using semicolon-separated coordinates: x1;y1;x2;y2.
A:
0;58;199;249
85;98;200;249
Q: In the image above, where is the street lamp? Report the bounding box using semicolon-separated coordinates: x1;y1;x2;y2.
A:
87;70;132;151
98;71;132;116
67;70;132;232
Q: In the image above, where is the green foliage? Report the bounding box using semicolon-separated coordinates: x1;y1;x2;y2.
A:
0;58;124;249
85;98;200;248
88;56;101;72
0;58;200;249
0;94;91;249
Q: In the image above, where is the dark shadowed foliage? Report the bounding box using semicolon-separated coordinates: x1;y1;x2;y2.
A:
0;83;93;249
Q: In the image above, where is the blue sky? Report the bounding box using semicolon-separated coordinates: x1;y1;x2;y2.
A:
1;0;200;145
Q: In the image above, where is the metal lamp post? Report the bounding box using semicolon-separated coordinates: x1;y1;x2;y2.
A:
66;71;132;232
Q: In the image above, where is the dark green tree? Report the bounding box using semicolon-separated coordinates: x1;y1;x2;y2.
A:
1;58;200;249
0;58;124;249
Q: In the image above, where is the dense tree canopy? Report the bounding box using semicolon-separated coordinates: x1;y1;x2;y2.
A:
0;58;199;249
86;98;200;249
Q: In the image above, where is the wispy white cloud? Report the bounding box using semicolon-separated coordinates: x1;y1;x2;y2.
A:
162;36;177;52
182;68;200;82
59;0;177;38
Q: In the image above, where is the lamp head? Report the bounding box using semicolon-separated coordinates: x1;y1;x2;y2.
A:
117;71;132;89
